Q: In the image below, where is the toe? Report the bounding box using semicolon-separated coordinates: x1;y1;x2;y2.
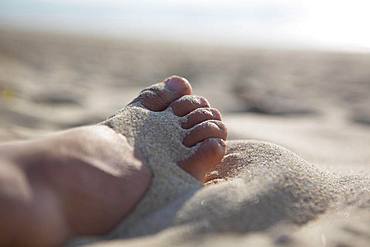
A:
183;120;227;147
135;76;192;111
181;108;222;129
171;95;210;117
179;138;226;182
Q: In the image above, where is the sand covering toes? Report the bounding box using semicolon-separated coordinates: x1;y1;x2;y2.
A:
77;139;370;247
68;93;203;246
101;101;203;238
169;140;370;234
68;87;370;246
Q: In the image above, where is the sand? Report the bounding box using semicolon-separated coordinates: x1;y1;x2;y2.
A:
1;29;370;247
86;206;370;247
69;96;370;246
77;139;370;247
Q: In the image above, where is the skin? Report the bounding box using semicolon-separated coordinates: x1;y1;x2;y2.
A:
0;76;227;246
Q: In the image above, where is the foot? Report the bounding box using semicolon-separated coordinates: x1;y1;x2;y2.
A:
100;76;227;238
105;75;227;182
0;76;227;246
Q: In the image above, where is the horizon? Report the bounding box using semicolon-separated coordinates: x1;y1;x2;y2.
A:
1;0;370;52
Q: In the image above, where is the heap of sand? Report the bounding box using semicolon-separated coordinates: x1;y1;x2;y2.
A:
70;91;370;246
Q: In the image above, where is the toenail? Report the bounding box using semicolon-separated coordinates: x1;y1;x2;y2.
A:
212;109;222;120
217;138;226;148
197;96;210;106
209;137;225;147
208;121;223;131
165;76;187;93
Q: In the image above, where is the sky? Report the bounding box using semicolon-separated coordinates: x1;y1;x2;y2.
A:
1;0;370;52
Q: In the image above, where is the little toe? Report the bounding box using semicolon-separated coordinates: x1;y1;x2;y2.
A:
183;120;227;147
181;108;222;129
134;75;192;111
179;138;226;182
171;95;210;117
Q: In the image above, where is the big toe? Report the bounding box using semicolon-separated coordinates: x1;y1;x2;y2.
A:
132;76;192;111
179;138;226;182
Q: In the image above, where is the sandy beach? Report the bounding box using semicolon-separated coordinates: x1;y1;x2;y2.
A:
1;28;370;247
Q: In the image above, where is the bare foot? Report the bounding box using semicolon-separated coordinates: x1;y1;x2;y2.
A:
105;75;227;182
100;76;227;239
0;76;227;246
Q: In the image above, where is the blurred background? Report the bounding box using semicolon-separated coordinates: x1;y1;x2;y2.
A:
0;0;369;148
